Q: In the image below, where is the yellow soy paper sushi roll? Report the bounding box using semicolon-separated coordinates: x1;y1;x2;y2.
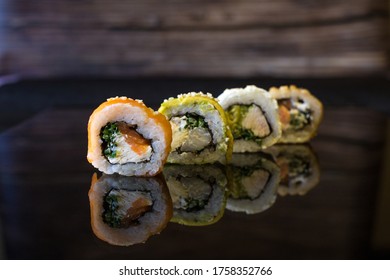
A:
269;85;323;143
87;97;172;176
158;92;233;165
163;164;227;226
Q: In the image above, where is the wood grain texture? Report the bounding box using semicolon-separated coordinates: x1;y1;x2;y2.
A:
0;0;388;77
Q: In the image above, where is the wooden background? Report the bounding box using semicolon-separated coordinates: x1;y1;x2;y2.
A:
0;0;388;78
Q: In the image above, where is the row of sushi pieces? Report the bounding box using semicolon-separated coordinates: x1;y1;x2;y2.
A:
89;145;320;246
87;85;323;177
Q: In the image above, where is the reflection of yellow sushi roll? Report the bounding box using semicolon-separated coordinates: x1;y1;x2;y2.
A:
159;92;233;165
265;144;320;196
163;164;227;226
226;153;280;214
269;85;323;143
87;97;172;176
88;173;172;246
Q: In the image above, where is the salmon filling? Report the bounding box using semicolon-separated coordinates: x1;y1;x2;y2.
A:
100;122;152;164
278;99;312;131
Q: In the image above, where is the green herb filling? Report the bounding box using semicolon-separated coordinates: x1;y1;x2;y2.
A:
102;190;123;228
226;105;262;145
184;197;208;212
100;122;119;158
184;113;208;130
289;110;311;130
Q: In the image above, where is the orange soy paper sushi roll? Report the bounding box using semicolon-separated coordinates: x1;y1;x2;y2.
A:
87;97;172;176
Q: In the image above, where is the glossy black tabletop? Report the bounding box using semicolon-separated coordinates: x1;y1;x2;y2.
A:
0;103;388;260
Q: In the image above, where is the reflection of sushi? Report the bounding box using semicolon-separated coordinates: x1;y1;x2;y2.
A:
87;97;172;176
218;85;281;152
265;145;320;196
88;173;172;246
269;85;323;143
163;164;227;226
159;92;233;165
226;153;280;214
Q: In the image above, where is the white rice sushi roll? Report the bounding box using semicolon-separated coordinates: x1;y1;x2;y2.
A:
264;144;320;196
87;97;172;176
88;173;172;246
159;92;233;165
218;85;281;153
269;85;323;143
163;164;227;226
226;153;280;214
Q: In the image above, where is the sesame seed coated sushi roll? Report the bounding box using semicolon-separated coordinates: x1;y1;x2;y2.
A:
88;173;173;246
163;164;227;226
226;153;280;214
218;85;281;153
159;92;233;165
269;85;323;143
87;97;172;176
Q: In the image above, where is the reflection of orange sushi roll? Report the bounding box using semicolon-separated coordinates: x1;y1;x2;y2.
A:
89;173;173;246
87;97;172;176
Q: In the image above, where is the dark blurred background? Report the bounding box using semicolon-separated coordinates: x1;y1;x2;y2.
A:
0;0;389;132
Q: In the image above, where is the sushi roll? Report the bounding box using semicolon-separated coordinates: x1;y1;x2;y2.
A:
217;85;281;153
163;164;227;226
269;85;323;143
88;173;173;246
87;97;172;176
158;92;233;165
226;153;280;214
265;144;320;196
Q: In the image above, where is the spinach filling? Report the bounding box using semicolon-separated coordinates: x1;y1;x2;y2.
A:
100;122;119;159
289;110;312;130
102;188;152;229
288;156;311;178
172;113;215;154
226;105;264;145
184;197;208;212
184;113;208;130
102;189;123;228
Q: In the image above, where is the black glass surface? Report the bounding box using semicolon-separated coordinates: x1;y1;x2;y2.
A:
0;82;389;260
